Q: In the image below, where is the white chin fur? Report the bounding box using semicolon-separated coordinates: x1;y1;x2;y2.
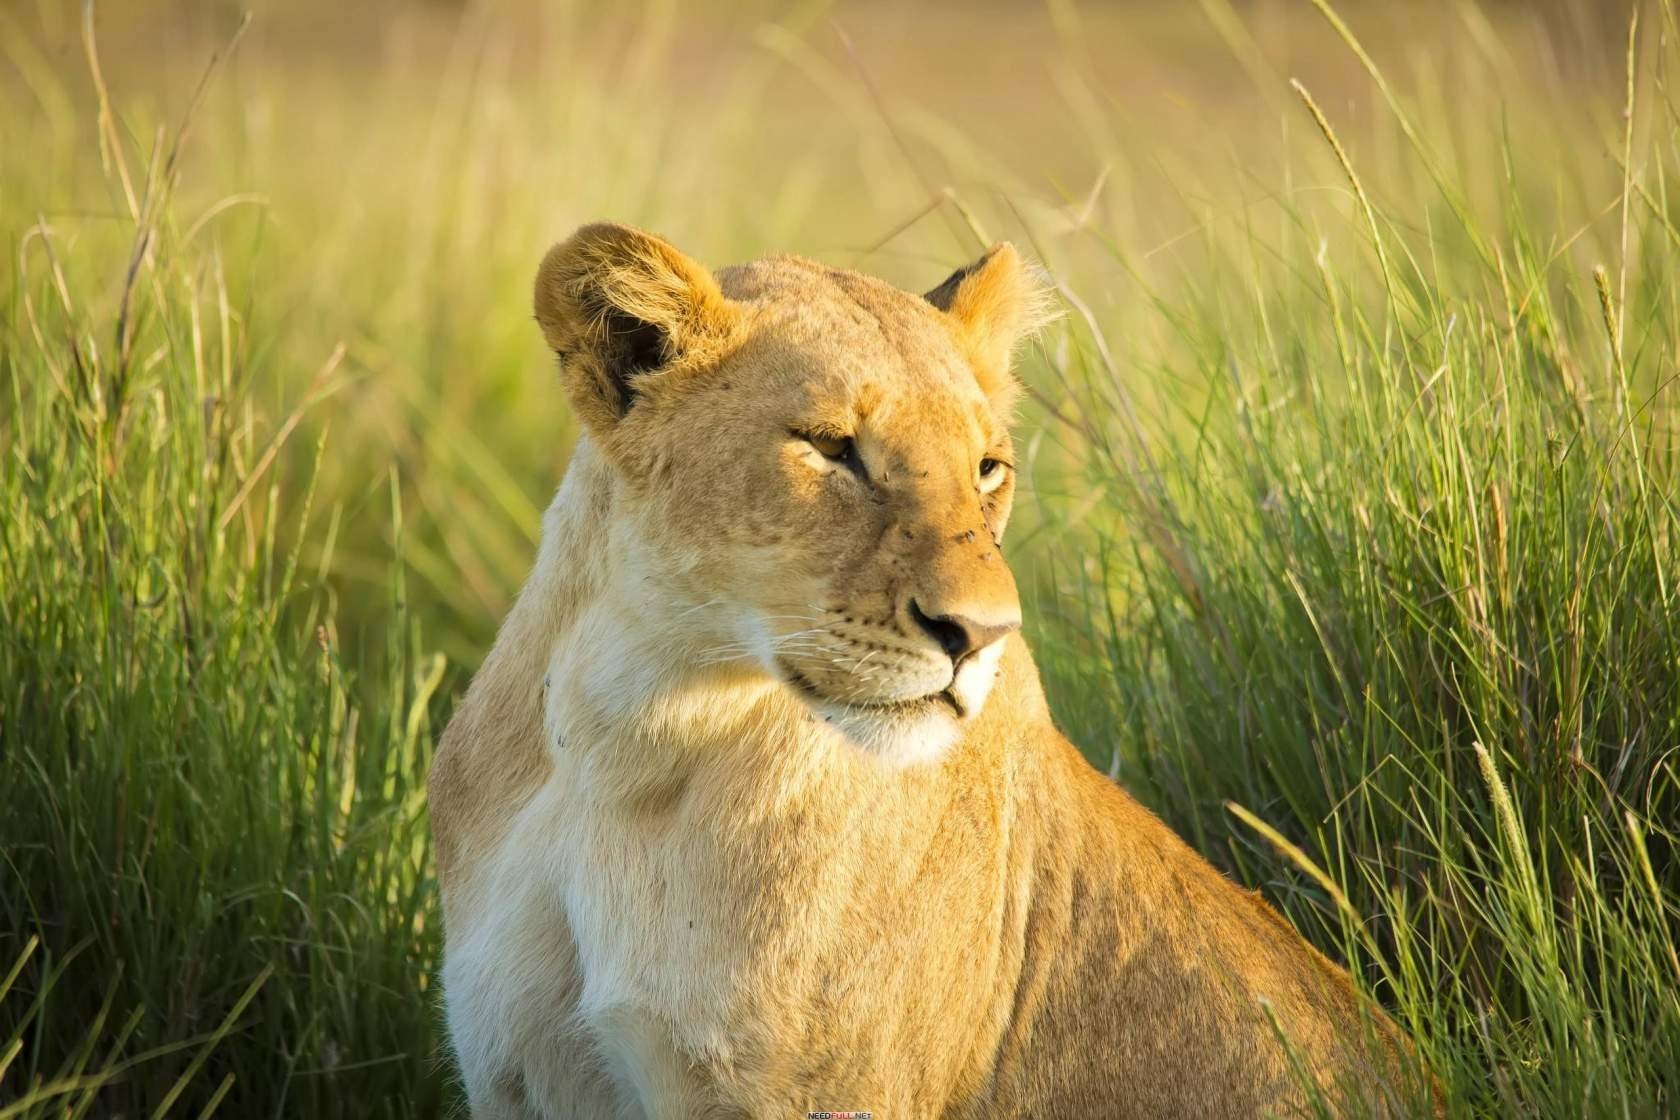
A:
818;703;961;767
816;641;1005;766
949;640;1004;717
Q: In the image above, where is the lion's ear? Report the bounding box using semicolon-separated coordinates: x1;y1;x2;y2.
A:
925;243;1055;403
534;223;738;433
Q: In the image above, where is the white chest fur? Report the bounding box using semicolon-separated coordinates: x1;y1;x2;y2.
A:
444;591;842;1118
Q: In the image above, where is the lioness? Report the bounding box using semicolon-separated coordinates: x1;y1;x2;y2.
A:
430;224;1425;1118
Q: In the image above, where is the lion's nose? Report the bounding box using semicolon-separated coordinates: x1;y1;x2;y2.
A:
908;599;1020;667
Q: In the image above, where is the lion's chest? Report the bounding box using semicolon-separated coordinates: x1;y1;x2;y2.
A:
454;616;923;1115
440;768;723;1118
544;776;738;1021
521;635;817;1103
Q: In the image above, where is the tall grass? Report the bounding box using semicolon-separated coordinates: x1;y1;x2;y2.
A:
1026;7;1680;1112
2;0;1676;1115
1;13;448;1113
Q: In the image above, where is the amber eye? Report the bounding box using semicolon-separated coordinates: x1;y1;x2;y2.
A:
797;431;865;476
978;456;1009;493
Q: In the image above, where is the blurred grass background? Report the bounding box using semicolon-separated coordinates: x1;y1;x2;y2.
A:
2;0;1676;1115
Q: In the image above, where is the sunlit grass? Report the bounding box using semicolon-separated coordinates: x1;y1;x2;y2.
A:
2;0;1675;1115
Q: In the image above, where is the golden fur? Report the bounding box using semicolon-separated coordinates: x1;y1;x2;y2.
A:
429;224;1428;1117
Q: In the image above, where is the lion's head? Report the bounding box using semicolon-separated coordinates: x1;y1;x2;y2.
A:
533;223;1051;764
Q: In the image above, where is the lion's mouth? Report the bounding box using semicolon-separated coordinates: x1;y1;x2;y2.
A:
782;665;964;719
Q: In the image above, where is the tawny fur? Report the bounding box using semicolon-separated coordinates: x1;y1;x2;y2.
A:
429;224;1427;1118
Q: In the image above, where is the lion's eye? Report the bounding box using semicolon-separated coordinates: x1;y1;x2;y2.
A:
797;431;864;475
978;456;1010;493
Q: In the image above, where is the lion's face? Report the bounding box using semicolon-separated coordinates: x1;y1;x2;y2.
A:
534;225;1050;763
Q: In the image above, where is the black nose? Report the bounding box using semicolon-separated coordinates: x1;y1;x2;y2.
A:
908;599;1019;667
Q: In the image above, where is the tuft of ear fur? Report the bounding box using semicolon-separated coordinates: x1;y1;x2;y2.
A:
925;243;1058;406
534;223;738;434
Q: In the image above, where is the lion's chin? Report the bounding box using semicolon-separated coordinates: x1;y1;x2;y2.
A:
814;700;962;767
778;666;965;766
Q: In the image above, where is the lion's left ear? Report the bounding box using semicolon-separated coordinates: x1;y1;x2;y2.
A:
534;223;739;438
925;243;1055;402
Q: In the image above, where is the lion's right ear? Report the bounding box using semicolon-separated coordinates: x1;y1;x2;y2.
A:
534;223;738;433
925;242;1056;414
